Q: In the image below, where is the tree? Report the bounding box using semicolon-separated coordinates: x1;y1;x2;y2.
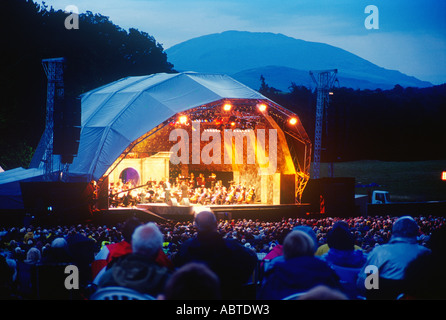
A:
0;0;175;170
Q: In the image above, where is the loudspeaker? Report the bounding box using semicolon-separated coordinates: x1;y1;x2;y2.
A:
181;198;190;206
280;174;296;204
169;198;178;206
53;96;81;163
302;177;355;217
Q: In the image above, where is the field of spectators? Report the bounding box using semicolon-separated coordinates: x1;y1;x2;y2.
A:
1;214;445;300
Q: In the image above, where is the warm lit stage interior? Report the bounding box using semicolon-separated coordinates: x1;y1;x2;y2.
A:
87;97;314;224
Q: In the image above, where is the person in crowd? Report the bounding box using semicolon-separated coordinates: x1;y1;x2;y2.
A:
96;222;171;297
356;216;431;300
158;262;221;300
319;221;367;268
315;221;363;256
92;217;173;285
296;285;349;300
66;228;96;287
0;255;16;299
91;217;142;282
258;230;341;300
262;228;291;261
41;237;73;264
173;210;258;300
24;247;41;265
402;225;446;299
263;225;318;273
319;222;367;299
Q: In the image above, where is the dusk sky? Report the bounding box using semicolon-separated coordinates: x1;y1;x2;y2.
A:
39;0;446;84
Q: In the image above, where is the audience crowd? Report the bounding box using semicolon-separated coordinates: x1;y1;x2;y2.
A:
0;213;445;300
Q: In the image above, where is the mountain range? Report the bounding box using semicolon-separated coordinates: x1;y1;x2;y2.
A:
166;31;433;91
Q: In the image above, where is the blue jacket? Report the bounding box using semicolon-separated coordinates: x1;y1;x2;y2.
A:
174;231;258;299
320;248;367;268
356;236;431;294
258;255;341;300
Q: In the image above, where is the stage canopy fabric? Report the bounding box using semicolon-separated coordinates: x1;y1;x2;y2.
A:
67;72;271;181
0;72;310;209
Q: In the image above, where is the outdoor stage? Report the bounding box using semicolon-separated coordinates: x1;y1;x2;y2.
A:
105;202;313;223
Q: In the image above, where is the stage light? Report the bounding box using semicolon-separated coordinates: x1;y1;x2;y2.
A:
223;103;232;111
442;171;446;181
329;92;334;96
179;115;188;124
258;103;267;112
231;122;236;127
289;117;297;125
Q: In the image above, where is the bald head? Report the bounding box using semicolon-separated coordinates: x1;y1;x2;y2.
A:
194;211;217;233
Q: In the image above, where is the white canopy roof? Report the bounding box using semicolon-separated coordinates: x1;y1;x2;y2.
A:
54;72;270;181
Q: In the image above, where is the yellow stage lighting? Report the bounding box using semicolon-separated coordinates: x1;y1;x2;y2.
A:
179;115;188;124
223;103;232;111
258;104;267;112
289;117;297;125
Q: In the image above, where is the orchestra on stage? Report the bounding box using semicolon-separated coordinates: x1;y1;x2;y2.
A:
108;173;256;208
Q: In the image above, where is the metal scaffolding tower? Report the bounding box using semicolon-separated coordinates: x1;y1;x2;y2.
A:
309;69;338;179
41;58;65;180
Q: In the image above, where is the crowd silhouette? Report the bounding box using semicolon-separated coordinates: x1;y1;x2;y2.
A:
1;213;445;300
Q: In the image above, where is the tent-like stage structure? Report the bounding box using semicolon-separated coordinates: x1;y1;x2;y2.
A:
0;72;312;222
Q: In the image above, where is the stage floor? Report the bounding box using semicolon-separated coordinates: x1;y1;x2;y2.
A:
107;202;312;222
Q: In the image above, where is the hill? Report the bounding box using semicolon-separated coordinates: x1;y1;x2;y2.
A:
166;30;432;91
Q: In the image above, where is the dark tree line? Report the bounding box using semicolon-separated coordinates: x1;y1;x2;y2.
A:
1;1;444;171
260;79;446;162
0;0;174;170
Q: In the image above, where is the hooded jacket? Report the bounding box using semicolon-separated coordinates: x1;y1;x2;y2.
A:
258;255;341;300
321;248;367;268
98;253;171;296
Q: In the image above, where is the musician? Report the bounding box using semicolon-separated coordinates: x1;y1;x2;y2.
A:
180;181;189;202
197;173;205;188
189;173;196;188
163;179;171;204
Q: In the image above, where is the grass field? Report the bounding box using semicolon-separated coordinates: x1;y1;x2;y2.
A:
318;160;446;202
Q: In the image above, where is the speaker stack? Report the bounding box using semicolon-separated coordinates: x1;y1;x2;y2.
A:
53;96;81;164
302;177;356;217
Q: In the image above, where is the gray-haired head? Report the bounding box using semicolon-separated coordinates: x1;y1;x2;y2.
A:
283;230;316;259
131;223;164;258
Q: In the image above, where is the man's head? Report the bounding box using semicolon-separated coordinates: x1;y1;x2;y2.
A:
392;216;419;239
161;262;221;300
194;211;217;233
327;222;355;251
122;217;142;243
131;223;163;259
283;230;315;260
